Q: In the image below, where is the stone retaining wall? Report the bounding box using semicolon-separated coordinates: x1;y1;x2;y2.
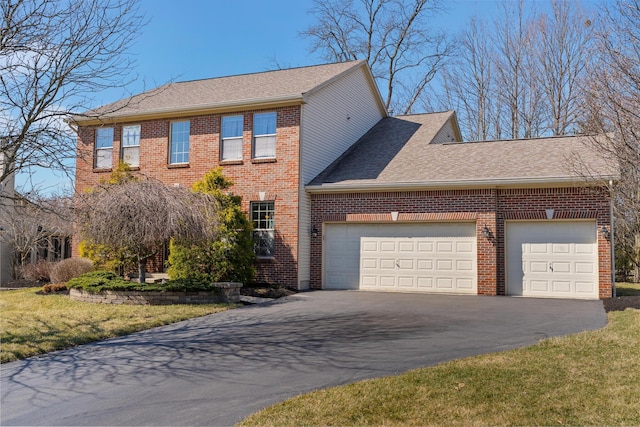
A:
69;282;242;305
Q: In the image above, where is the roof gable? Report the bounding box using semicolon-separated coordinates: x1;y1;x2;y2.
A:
76;61;368;123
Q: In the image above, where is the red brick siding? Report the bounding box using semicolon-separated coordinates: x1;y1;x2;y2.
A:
310;187;612;298
74;106;302;286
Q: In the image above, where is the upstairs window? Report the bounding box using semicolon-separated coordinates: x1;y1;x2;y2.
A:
169;121;190;164
221;115;243;161
95;127;114;169
121;125;140;167
253;112;276;159
251;201;274;257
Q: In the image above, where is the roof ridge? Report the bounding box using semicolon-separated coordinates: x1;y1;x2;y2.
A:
168;60;364;86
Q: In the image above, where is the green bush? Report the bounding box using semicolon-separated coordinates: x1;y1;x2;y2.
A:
167;168;255;284
66;270;225;293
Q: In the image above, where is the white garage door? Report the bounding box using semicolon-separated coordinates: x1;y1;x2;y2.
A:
323;223;477;293
506;221;598;299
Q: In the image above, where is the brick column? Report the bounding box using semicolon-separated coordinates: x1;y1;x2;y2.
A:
477;212;498;295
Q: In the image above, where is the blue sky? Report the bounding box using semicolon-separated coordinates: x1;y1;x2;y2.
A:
16;0;517;193
95;0;498;106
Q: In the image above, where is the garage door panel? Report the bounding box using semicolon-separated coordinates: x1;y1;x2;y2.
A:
437;278;454;289
554;262;571;273
575;262;594;274
362;241;378;252
324;223;477;293
417;260;433;270
530;261;548;273
380;276;395;287
552;244;570;254
455;277;471;288
417;277;434;288
399;241;415;252
418;242;434;252
456;260;474;271
576;281;594;293
380;259;395;270
457;241;474;252
398;259;414;269
437;260;453;270
552;281;571;293
506;221;598;299
437;241;453;252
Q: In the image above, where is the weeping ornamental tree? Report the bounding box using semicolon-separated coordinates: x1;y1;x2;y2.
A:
76;179;219;283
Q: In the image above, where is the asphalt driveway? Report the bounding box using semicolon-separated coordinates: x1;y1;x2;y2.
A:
1;291;606;426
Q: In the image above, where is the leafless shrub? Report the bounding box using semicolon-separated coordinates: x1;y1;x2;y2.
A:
50;258;94;283
19;259;52;282
76;179;219;283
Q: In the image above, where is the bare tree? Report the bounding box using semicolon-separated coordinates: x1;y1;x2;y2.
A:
76;179;220;283
0;195;73;278
582;0;640;278
533;0;592;136
427;16;500;141
303;0;454;114
0;0;145;194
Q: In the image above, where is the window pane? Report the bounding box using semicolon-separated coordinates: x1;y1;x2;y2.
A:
170;121;190;164
254;135;276;158
96;128;113;149
222;115;243;138
122;146;139;166
254;112;276;135
252;230;274;257
221;137;242;161
251;201;275;257
95;148;112;168
122;125;140;147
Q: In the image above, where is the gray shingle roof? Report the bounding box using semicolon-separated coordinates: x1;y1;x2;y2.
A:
81;61;366;120
308;113;617;189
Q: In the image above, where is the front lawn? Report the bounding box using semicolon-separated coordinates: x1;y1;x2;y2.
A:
240;308;640;426
0;287;236;363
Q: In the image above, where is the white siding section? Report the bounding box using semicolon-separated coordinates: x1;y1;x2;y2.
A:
0;152;15;285
297;65;385;288
430;119;459;144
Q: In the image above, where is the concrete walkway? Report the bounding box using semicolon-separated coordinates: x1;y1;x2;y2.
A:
1;291;606;426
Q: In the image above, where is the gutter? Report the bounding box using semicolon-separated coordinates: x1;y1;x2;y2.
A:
305;176;618;193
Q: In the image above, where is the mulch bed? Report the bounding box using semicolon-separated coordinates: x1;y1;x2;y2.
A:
602;296;640;312
240;285;296;299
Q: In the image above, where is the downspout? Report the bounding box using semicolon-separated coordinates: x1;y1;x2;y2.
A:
610;180;616;298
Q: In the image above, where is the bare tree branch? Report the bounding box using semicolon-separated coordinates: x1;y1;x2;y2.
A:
302;0;454;114
0;0;147;192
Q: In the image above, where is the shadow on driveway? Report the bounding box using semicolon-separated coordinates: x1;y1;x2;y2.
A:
1;291;606;426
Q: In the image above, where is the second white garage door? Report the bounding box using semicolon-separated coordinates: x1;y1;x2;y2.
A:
506;221;599;299
324;223;477;293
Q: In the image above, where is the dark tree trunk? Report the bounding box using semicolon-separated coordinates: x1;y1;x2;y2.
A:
137;258;147;283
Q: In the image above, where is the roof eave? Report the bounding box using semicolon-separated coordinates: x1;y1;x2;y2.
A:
305;175;617;193
72;95;305;125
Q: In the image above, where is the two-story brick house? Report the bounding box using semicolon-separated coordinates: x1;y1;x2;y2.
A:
74;60;386;288
74;61;618;299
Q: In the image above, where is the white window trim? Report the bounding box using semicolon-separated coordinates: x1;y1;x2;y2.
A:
253;112;277;159
251;201;275;258
169;120;190;165
121;125;141;167
221;115;244;161
95;127;114;169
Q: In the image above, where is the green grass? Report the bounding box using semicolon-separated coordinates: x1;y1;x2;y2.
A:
0;287;236;363
616;281;640;296
240;308;640;427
